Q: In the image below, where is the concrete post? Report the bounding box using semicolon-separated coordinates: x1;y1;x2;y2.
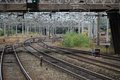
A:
106;18;109;42
16;24;17;36
4;22;6;37
22;21;24;35
96;13;100;46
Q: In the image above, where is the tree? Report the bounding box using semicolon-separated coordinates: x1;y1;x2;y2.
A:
99;17;107;31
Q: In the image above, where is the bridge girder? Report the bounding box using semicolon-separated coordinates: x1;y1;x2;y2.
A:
0;3;119;12
0;0;120;12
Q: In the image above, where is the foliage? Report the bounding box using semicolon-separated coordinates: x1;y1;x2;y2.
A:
99;17;107;31
0;28;4;36
0;28;16;36
62;32;91;48
6;29;16;36
56;27;68;34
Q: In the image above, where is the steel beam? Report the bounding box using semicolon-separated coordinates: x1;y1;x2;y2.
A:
0;4;26;11
0;3;119;12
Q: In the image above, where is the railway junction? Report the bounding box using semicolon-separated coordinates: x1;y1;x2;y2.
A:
0;0;120;80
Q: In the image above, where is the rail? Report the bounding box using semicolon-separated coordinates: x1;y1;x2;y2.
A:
32;45;113;80
0;45;32;80
36;43;120;72
23;39;113;80
13;45;32;80
48;45;120;61
0;47;5;80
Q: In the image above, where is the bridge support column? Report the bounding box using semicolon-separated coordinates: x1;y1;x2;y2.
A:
107;12;120;54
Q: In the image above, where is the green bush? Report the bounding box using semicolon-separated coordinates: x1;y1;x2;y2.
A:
62;32;91;48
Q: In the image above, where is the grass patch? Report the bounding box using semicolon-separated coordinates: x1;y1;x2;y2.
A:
62;32;92;48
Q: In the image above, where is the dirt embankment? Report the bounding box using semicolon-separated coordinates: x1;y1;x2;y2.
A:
0;37;28;45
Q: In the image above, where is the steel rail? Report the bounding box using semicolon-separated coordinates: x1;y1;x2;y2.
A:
50;46;120;61
25;44;113;80
23;46;88;80
0;45;32;80
37;43;120;73
24;37;120;74
48;45;120;69
0;47;5;80
13;45;32;80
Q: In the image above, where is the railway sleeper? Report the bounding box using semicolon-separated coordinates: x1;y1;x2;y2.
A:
51;61;58;64
4;61;15;63
4;51;14;54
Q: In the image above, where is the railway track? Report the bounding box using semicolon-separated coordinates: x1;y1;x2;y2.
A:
39;42;120;65
36;43;120;74
23;37;120;61
23;37;120;69
51;47;120;68
0;45;32;80
23;42;113;80
50;45;120;61
43;44;120;73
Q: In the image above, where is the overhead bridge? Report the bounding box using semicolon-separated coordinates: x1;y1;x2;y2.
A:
0;0;119;12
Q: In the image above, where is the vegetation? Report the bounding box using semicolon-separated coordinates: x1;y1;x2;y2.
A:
62;32;91;48
56;27;68;34
99;17;108;31
0;28;4;36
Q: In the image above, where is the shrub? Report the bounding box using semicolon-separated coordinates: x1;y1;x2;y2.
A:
62;32;91;48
